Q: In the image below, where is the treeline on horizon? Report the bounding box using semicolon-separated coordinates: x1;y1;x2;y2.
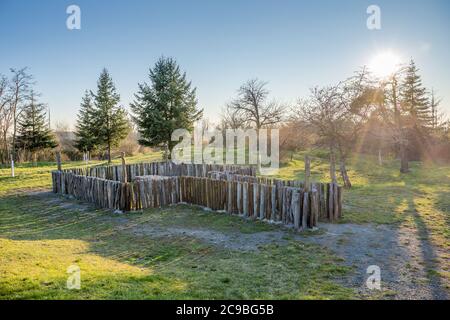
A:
1;56;449;187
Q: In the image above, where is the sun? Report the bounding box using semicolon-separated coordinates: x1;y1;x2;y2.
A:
368;51;403;78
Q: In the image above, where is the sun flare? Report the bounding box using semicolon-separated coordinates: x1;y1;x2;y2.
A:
368;51;403;78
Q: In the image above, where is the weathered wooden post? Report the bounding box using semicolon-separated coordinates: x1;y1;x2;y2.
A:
292;191;300;230
10;153;15;177
271;186;277;221
243;182;248;217
56;151;62;171
120;152;127;183
259;185;265;220
302;191;309;230
253;183;259;218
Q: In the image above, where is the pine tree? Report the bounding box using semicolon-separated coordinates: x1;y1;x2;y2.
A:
91;69;130;163
75;91;97;157
400;59;430;128
130;57;203;159
15;91;57;163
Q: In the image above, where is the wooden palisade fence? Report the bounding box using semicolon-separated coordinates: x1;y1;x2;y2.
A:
52;161;343;230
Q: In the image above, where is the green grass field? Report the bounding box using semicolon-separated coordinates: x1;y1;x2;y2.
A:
0;151;449;299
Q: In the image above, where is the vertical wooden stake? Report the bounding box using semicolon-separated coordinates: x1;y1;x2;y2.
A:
302;192;309;230
259;185;265;220
10;153;15;177
292;191;300;230
56;151;62;171
271;186;277;221
243;182;248;217
121;152;127;183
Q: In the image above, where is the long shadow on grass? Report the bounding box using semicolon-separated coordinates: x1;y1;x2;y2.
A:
402;190;448;299
0;192;355;300
345;162;449;298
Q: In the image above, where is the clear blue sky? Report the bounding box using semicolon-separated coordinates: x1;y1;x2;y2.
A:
1;0;449;127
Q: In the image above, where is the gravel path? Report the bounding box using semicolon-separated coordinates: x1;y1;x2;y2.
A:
299;223;448;299
130;220;448;299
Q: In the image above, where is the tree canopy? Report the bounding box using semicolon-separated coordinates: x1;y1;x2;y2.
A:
131;57;203;158
15;91;57;161
90;69;130;162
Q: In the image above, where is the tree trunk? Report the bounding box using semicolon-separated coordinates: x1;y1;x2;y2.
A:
400;142;409;173
12;126;15;161
392;76;409;174
257;153;262;175
56;151;62;171
256;127;261;174
304;155;311;192
329;148;337;183
165;142;170;161
378;148;383;166
1;131;8;164
107;142;111;164
399;130;409;173
339;161;351;188
33;151;37;167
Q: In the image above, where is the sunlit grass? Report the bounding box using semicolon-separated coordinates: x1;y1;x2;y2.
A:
1;150;449;298
271;151;450;288
0;152;163;195
0;193;353;299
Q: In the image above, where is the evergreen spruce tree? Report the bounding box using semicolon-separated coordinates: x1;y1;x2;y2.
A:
91;69;130;163
400;59;431;128
75;91;97;158
15;91;57;163
130;57;203;159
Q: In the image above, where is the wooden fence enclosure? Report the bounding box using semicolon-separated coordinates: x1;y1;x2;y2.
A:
52;161;343;230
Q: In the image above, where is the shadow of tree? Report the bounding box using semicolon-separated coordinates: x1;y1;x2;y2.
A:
0;192;356;300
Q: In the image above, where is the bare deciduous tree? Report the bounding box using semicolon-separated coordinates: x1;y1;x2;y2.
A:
0;74;12;164
294;69;377;188
225;79;285;171
279;119;313;162
9;68;33;165
227;79;285;130
220;104;248;130
295;85;345;184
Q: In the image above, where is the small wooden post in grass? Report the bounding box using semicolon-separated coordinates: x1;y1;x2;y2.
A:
120;152;127;183
10;153;15;177
56;151;62;171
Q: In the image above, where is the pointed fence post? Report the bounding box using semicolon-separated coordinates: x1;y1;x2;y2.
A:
121;152;127;183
